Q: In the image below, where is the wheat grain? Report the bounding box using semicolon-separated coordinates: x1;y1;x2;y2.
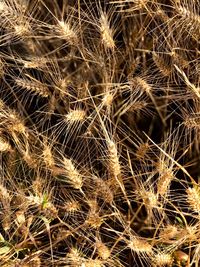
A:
186;187;200;213
152;52;171;77
134;77;152;94
154;253;173;266
99;13;115;50
177;6;200;26
96;241;110;260
57;20;78;44
0;137;11;152
63;157;83;190
107;140;121;177
15;78;49;98
42;145;55;169
128;236;152;253
157;168;174;196
64;200;80;214
64;110;86;123
84;259;103;267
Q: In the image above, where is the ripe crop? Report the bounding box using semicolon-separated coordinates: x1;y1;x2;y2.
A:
0;0;199;266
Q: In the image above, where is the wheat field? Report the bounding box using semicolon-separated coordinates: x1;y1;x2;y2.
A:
0;0;199;266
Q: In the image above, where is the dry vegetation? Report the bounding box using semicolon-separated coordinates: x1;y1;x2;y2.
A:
0;0;199;266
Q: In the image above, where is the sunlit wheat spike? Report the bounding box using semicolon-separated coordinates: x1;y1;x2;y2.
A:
155;7;170;21
177;5;200;26
32;177;44;196
102;92;114;107
22;149;38;169
42;200;58;219
142;191;158;209
128;236;152;254
42;145;55;169
64;109;86;123
84;259;103;267
63;200;80;214
56;20;78;44
67;247;83;265
23;57;47;69
86;210;103;229
186;186;200;213
184;225;197;240
152;52;171;77
0;5;32;42
96;240;110;260
134;77;152;94
154;253;173;266
135;142;150;160
7;110;26;134
63;157;83;190
13;20;31;37
107;140;121;177
184;114;200;130
0;137;11;152
95;176;114;204
157;168;174;196
99;12;115;50
171;51;189;69
15;77;49;98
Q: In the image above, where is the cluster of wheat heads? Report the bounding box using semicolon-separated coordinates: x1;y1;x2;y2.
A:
0;0;200;266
